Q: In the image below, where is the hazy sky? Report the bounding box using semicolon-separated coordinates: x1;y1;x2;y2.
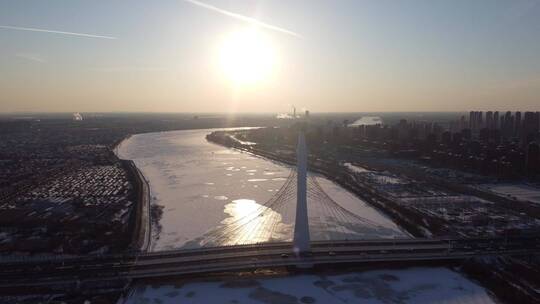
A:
1;0;540;113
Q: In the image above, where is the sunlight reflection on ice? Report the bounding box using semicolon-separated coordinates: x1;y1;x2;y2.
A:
202;199;291;246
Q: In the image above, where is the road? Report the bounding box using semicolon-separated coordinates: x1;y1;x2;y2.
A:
0;237;538;289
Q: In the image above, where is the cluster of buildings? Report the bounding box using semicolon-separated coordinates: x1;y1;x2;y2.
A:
221;113;540;180
345;163;540;237
0;165;135;255
0;119;139;256
466;111;540;147
26;165;131;200
332;112;540;179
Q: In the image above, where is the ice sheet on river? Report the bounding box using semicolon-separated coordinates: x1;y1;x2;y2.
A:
117;129;406;251
125;267;496;304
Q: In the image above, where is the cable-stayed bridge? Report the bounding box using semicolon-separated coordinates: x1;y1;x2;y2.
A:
194;170;395;248
1;133;539;290
194;133;397;251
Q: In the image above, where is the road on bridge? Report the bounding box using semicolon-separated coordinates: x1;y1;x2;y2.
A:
1;237;538;290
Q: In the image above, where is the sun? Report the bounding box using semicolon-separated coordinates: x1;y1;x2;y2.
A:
218;29;276;86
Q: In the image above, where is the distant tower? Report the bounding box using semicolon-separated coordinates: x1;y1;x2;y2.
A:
72;112;83;121
293;132;310;255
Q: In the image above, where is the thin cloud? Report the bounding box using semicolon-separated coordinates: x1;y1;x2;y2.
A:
88;66;169;72
182;0;302;38
15;53;46;63
0;25;116;40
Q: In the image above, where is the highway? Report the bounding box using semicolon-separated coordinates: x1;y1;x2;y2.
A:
0;237;538;289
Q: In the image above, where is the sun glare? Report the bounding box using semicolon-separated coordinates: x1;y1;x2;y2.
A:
218;29;276;86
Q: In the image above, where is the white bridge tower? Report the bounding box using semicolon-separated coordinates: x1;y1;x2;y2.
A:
293;132;311;255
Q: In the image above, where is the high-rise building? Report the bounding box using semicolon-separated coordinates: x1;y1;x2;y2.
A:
503;111;513;138
486;111;493;129
522;112;540;147
493;111;499;130
478;111;484;129
469;111;483;131
460;115;467;131
515;111;522;137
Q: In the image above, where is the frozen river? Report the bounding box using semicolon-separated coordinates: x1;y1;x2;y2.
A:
117;128;405;251
118;129;497;304
125;267;496;304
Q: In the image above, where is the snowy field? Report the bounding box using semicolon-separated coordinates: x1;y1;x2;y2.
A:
125;267;496;304
117;129;405;250
348;116;383;127
344;163;407;185
343;162;371;173
480;183;540;205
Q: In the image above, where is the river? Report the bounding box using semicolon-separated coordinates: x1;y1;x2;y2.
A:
117;128;405;251
117;128;497;304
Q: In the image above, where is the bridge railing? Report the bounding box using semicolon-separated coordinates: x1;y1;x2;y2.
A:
0;236;537;265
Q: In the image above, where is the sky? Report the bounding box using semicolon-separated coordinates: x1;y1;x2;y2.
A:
1;0;540;113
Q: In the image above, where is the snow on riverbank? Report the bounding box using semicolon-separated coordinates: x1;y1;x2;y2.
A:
125;267;496;304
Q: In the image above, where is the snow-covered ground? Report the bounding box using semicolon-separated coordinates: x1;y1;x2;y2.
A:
125;267;496;304
344;163;407;185
479;183;540;205
348;116;383;127
343;162;371;173
117;129;405;251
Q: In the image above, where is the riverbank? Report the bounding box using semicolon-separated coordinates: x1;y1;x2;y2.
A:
115;135;151;252
123;160;151;252
205;130;540;304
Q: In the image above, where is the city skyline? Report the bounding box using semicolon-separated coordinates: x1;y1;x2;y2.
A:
1;0;540;113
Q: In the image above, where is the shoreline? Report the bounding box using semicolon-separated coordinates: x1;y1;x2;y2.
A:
114;134;151;252
125;160;151;252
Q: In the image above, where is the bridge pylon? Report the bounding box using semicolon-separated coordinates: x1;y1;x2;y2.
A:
293;132;311;257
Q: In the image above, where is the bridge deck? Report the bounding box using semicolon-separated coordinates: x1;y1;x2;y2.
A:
0;237;538;289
